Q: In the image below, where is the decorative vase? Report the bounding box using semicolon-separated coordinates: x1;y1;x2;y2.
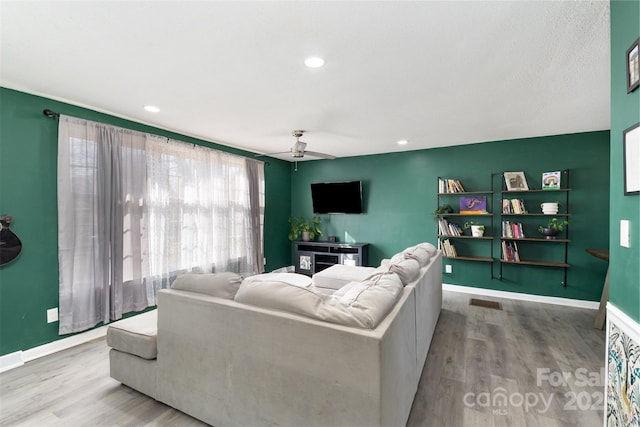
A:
539;227;559;239
471;225;485;237
541;202;558;215
301;231;310;241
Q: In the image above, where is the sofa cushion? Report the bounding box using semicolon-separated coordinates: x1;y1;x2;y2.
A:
242;272;312;288
389;258;421;285
235;272;403;329
402;244;435;266
313;264;377;290
171;272;243;299
107;310;158;359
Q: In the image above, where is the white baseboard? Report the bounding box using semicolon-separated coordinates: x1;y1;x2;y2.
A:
443;283;600;310
0;325;108;373
607;302;640;343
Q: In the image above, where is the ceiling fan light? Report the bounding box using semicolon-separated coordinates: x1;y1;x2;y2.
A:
304;57;325;68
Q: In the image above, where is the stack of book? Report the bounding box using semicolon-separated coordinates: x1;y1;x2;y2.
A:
438;219;463;236
502;221;525;238
438;238;457;257
501;241;520;262
502;199;527;214
438;178;466;193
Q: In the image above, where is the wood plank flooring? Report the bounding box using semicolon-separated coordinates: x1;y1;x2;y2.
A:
0;290;605;426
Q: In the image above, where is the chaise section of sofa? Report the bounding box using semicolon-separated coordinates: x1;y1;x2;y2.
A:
107;243;442;427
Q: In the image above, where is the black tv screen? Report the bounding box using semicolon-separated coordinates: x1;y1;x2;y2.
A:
311;181;363;214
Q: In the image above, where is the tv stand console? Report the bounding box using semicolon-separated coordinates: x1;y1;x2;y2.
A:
294;241;369;276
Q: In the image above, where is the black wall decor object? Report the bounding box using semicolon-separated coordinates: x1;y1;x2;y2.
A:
0;215;22;266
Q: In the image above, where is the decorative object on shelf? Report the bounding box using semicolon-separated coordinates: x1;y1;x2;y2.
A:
464;221;485;237
538;218;569;239
623;122;640;195
540;202;559;214
459;196;487;214
0;215;22;266
626;37;639;93
288;216;322;241
433;204;454;219
503;172;529;191
541;171;561;190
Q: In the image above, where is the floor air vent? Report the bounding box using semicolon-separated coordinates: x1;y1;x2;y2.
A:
469;298;502;310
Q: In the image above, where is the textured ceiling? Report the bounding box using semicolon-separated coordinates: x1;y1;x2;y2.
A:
0;1;610;161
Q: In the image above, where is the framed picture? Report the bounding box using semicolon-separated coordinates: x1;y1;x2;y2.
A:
627;37;639;93
542;171;561;190
459;196;487;214
624;122;640;195
504;172;529;191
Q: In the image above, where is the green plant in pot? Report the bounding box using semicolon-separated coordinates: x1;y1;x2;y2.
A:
464;221;485;237
433;204;454;220
288;216;323;241
538;218;568;239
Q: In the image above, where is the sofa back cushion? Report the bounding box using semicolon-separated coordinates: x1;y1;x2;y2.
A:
171;272;243;299
235;272;403;329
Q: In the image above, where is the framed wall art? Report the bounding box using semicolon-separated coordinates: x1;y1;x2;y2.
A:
503;171;529;191
624;122;640;195
627;37;639;93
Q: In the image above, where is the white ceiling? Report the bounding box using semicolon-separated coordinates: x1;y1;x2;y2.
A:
0;1;610;161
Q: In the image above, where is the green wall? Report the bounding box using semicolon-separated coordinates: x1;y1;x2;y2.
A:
0;88;291;356
291;132;610;302
609;0;640;322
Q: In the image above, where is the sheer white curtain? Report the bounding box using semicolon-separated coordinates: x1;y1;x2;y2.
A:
57;117;264;334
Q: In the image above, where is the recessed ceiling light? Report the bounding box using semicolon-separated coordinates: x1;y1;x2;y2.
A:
397;140;409;146
304;57;325;68
144;105;160;113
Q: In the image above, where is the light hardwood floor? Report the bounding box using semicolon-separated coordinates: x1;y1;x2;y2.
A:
1;290;605;426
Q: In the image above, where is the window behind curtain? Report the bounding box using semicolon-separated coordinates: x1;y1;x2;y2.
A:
58;117;264;334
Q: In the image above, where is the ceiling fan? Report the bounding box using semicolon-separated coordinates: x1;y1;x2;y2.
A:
259;130;336;160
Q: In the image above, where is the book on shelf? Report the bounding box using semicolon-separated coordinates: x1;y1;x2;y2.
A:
438;238;457;257
501;240;520;262
502;198;527;214
438;219;463;236
501;221;525;238
438;178;466;193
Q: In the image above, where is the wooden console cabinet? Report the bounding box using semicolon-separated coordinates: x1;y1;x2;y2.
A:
294;241;369;276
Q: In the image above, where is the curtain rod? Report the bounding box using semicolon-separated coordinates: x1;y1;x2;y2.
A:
40;108;269;166
43;109;60;119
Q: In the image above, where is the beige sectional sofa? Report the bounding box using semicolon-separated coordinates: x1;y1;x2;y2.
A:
107;243;442;427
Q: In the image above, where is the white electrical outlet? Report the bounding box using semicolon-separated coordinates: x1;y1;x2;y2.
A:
47;308;58;323
445;265;452;274
620;220;630;248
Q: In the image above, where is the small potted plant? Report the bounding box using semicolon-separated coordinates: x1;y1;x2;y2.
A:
538;218;568;239
433;204;454;220
464;221;485;237
288;216;323;241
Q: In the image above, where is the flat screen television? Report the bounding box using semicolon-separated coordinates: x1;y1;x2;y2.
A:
311;181;363;214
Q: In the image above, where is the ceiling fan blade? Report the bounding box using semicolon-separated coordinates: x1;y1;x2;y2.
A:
304;150;336;160
254;151;291;158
